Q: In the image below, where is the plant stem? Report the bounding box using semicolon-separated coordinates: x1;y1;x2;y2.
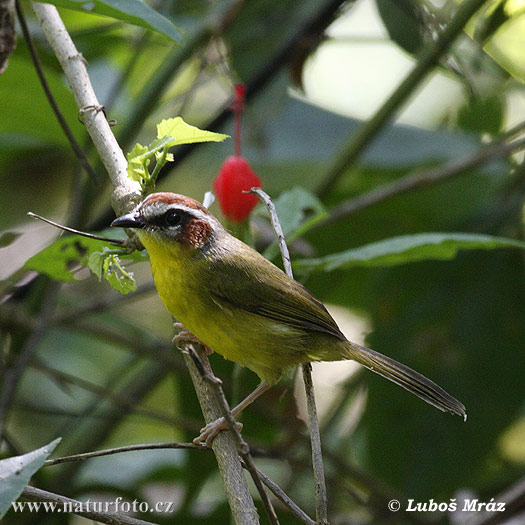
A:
251;188;329;524
317;0;490;198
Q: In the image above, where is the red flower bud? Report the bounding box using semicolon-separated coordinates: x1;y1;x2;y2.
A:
213;155;262;223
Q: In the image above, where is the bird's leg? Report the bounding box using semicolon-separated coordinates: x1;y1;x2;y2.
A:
172;322;213;355
193;382;271;446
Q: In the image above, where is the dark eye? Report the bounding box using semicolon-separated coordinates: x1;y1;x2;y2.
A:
164;210;182;227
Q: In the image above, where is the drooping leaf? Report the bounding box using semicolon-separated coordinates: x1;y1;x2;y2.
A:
44;0;183;43
156;117;229;147
0;438;61;519
294;233;525;273
24;235;110;281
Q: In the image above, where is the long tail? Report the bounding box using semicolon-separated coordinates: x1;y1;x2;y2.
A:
344;341;466;419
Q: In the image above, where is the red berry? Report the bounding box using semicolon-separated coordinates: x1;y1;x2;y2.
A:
213;155;262;223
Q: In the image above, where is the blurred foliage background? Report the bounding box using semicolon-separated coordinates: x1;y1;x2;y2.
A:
1;0;525;523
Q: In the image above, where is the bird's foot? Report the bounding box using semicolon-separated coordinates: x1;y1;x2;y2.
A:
193;417;243;447
172;323;213;354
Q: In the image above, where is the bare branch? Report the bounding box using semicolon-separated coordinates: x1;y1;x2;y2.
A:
251;188;329;524
21;486;156;525
44;442;206;466
188;346;280;525
31;2;141;217
179;343;260;524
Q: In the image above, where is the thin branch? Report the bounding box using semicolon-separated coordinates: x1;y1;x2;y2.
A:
42;439;316;525
248;464;316;525
15;0;100;185
179;344;260;524
29;358;200;433
31;2;142;218
317;0;491;197
0;282;59;441
187;346;280;525
21;486;156;525
320;134;525;228
250;188;329;524
27;212;125;245
44;442;206;466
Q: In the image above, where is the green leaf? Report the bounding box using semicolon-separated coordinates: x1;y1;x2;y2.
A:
0;231;20;248
0;438;61;519
103;253;136;294
24;235;109;281
262;187;328;260
156;117;229;147
45;0;182;43
294;233;525;273
126;142;150;183
376;0;424;54
456;95;504;135
272;187;327;237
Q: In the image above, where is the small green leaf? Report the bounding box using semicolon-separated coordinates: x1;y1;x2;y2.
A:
126;143;150;183
0;231;20;248
156;117;229;147
24;236;109;281
294;233;525;273
87;250;106;280
0;438;61;519
103;253;136;294
44;0;182;43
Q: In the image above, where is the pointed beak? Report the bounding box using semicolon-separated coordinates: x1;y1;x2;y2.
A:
111;212;145;229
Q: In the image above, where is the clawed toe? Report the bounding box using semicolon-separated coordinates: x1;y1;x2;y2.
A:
193;417;243;447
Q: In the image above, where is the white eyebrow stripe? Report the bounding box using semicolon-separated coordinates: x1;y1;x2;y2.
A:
141;201;219;228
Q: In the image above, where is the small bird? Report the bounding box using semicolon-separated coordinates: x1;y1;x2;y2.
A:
112;192;466;439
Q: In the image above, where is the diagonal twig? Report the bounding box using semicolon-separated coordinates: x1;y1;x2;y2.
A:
250;188;329;524
317;0;491;197
187;345;281;525
15;0;101;185
21;486;156;525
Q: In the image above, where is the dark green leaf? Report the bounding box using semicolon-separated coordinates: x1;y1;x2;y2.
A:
46;0;183;43
0;231;20;248
295;233;525;273
0;438;61;519
456;95;504;135
376;0;423;54
24;235;110;281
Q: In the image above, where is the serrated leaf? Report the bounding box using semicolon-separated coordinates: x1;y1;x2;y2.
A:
294;233;525;273
156;117;228;147
0;231;20;248
0;438;61;519
44;0;182;43
24;235;109;281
